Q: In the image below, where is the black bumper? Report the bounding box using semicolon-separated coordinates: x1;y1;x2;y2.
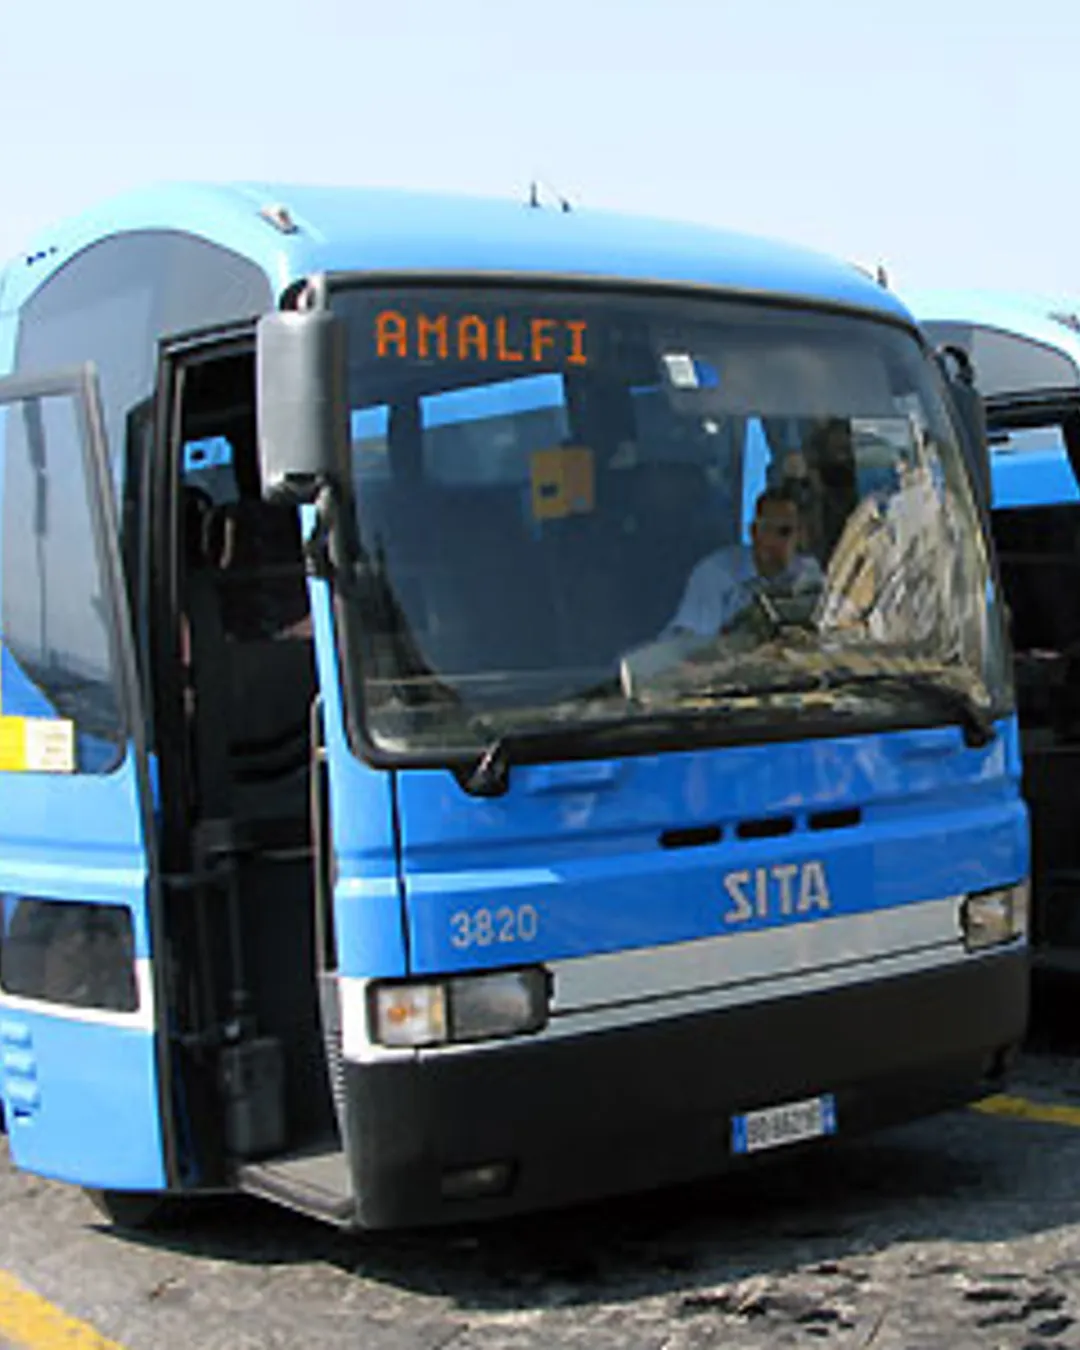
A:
343;948;1028;1229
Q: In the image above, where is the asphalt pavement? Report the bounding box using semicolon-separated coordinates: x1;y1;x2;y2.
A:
3;997;1080;1347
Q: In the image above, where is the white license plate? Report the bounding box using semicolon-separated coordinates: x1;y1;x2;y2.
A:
731;1094;837;1155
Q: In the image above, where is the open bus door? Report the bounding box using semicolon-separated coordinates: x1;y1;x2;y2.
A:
0;366;170;1192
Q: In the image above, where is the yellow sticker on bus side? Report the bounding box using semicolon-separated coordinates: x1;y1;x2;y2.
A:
0;716;75;773
0;642;77;772
0;715;76;773
0;716;22;772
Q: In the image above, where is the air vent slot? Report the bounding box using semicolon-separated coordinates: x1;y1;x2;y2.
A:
660;825;723;850
809;807;862;832
736;816;795;840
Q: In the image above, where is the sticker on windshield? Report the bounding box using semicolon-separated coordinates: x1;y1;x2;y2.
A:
663;353;700;388
662;353;720;390
530;445;595;521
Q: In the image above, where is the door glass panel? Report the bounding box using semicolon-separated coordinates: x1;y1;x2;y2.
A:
0;393;124;771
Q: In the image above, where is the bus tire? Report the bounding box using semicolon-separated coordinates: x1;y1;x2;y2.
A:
83;1188;177;1229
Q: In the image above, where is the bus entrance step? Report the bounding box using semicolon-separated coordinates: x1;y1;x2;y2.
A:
237;1141;354;1225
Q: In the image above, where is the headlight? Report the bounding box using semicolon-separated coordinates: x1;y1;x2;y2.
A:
370;967;549;1048
962;881;1030;952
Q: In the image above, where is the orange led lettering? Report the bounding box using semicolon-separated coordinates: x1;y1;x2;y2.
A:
565;320;588;366
457;315;489;360
374;310;589;367
417;313;449;360
375;310;409;358
495;317;524;363
529;317;556;362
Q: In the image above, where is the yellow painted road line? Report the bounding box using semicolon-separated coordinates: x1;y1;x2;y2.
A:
0;1271;123;1349
973;1093;1080;1128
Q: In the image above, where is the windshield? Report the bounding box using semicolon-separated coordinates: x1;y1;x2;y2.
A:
330;285;1008;758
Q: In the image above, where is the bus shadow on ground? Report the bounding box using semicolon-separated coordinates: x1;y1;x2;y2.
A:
93;1095;1080;1316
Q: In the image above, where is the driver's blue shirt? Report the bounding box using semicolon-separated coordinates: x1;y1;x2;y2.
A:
667;545;824;638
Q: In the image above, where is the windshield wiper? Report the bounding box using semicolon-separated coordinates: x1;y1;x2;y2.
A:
641;649;996;748
459;681;635;796
458;683;803;797
463;737;514;797
819;670;996;748
457;667;996;798
457;711;689;797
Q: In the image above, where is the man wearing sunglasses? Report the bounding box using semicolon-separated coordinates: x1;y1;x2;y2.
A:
666;485;823;639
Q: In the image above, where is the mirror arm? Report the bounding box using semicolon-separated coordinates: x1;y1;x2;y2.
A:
935;342;990;509
303;480;339;582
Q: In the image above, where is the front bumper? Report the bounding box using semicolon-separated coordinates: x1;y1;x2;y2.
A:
342;946;1028;1229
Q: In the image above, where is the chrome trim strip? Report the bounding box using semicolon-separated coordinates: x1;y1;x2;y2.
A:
551;898;962;1013
543;941;969;1044
339;898;978;1064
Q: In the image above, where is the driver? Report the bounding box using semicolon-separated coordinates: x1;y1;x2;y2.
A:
665;486;823;639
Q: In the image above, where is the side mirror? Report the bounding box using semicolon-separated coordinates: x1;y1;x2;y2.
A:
256;310;348;504
938;343;991;508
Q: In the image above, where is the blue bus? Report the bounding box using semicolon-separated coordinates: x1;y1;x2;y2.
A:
0;185;1028;1230
911;291;1080;975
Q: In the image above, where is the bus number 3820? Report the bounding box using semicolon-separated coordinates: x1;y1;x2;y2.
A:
449;904;540;949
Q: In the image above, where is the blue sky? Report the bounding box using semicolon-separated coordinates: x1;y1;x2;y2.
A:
1;0;1075;297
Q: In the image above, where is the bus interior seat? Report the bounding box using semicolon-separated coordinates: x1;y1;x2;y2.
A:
196;497;317;808
598;460;728;646
357;481;558;683
355;463;729;681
